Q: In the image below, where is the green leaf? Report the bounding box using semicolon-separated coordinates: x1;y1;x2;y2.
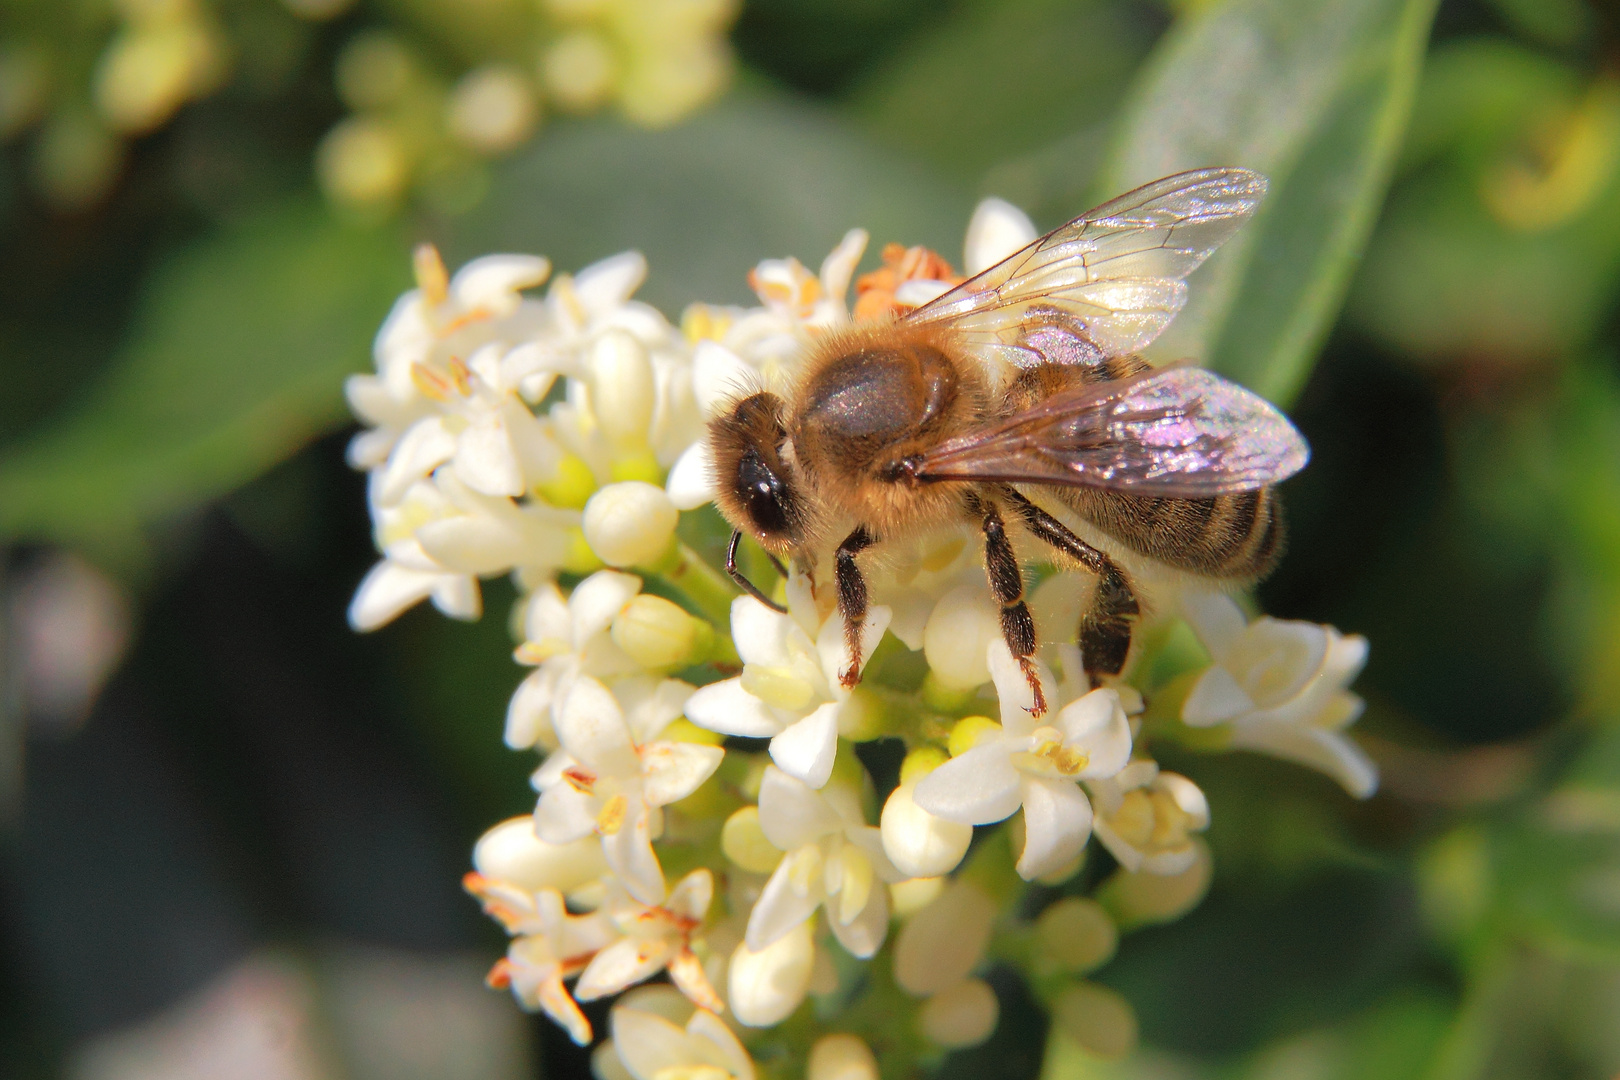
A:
1495;728;1620;961
1096;0;1440;405
0;201;408;562
446;94;974;313
845;0;1162;188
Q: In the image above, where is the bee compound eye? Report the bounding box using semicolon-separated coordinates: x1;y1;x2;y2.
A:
737;445;793;537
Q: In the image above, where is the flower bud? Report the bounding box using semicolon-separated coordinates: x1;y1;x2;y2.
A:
923;585;999;691
881;781;972;879
898;746;947;785
729;921;814;1027
808;1034;879;1080
721;806;782;874
894;880;996;996
890;877;945;917
947;715;1000;758
1050;982;1137;1060
918;978;998;1048
583;482;678;567
590;329;656;450
1035;898;1117;973
447;65;538;154
543;30;616;111
473;816;607;893
611;594;702;669
1098;837;1213;928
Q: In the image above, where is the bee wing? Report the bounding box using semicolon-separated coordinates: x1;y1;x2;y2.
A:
904;168;1268;366
910;367;1309;497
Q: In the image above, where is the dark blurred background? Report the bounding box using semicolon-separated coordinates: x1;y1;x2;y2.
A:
5;0;1620;1077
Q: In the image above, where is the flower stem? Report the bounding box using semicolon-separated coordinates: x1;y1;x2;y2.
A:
649;541;739;628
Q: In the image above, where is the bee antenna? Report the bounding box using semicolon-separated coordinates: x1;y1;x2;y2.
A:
726;530;787;614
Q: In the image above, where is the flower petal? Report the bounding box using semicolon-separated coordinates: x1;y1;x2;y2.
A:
685;677;786;738
1057;689;1134;779
348;560;440;631
913;744;1023;826
610;1006;692;1080
757;765;845;850
665;869;713;922
687;1008;756;1080
570;570;643;646
729;922;815;1029
603;802;666;904
827;873;888;958
1180;590;1248;661
455;409;526;497
535;784;597;845
641;741;725;807
576;937;675;1002
1016;777;1093;881
505;668;559;750
1181;663;1254;726
666;440;717;509
554;676;639;775
1229;721;1379;798
769;702;841;789
987;641;1055;736
732;595;795;668
964;197;1037;275
746;854;824;952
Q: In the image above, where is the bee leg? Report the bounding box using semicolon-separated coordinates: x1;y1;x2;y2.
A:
1001;489;1140;688
834;526;877;688
968;492;1048;717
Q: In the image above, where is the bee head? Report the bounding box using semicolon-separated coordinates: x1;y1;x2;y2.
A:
709;391;803;550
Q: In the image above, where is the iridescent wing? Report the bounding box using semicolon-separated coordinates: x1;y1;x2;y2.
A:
910;368;1309;497
904;168;1268;369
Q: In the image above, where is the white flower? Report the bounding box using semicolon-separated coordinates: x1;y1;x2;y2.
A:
807;1035;879;1080
583;481;680;567
533;675;722;904
347;247;552;473
462;874;615;1045
892;879;996;997
505;570;652;751
1180;592;1377;798
1087;761;1209;875
914;644;1133;880
880;777;973;879
472;816;609;897
610;1005;756;1080
348;472;575;630
574;869;723;1013
963;197;1038;276
746;765;903;959
685;585;889;789
728;919;816;1027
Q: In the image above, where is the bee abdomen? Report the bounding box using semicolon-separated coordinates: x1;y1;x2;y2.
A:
1064;487;1285;581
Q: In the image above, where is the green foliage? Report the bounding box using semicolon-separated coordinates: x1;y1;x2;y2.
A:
0;201;407;567
1099;0;1438;406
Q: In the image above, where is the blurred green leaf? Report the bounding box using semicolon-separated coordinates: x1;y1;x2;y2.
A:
1398;39;1579;174
0;201;408;561
447;94;975;311
1098;0;1440;405
1496;729;1620;962
846;0;1163;188
1349;43;1620;366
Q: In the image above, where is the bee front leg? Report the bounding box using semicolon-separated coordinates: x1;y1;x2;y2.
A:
834;526;877;688
968;492;1047;717
1001;488;1139;688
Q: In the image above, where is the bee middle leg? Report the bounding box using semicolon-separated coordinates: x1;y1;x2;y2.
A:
1001;488;1140;688
834;526;877;688
966;491;1048;717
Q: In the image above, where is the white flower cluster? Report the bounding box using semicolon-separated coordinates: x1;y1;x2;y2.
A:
345;203;1380;1076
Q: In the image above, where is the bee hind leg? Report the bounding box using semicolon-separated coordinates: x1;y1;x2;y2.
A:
834;526;877;688
968;492;1048;717
1001;488;1139;689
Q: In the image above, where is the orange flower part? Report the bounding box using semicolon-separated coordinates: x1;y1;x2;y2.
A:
853;243;963;322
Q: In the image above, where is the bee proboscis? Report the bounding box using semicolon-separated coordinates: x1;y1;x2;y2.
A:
708;168;1307;715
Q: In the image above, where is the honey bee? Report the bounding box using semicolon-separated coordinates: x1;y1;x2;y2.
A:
708;168;1308;714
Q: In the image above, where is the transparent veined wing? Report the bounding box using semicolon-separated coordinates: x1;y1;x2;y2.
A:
909;367;1308;497
904;168;1268;368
